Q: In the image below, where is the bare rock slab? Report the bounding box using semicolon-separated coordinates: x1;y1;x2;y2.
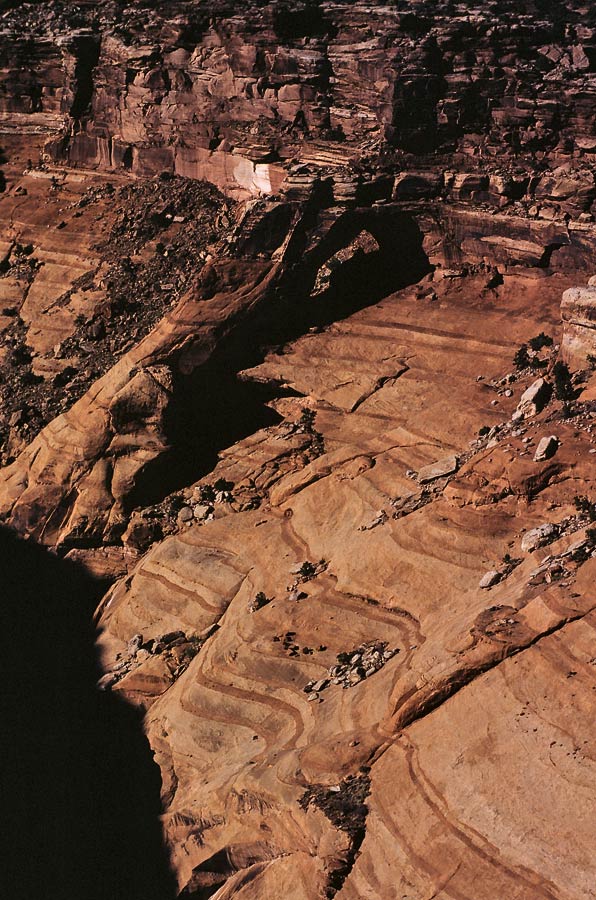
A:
418;455;459;484
534;435;559;461
521;523;558;553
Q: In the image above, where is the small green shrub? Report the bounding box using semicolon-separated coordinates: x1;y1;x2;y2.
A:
297;408;317;434
514;344;546;369
213;477;234;493
198;484;216;503
250;591;271;612
528;332;553;351
574;495;596;521
553;361;575;401
514;345;531;369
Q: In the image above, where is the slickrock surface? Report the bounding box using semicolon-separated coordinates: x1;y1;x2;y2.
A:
2;2;596;899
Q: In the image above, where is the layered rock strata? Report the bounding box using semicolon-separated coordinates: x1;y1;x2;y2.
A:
1;3;596;900
4;1;596;207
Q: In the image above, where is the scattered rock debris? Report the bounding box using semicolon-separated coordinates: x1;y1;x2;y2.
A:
248;591;272;613
281;407;325;459
98;629;205;690
299;773;371;838
304;641;399;697
528;533;595;586
523;510;596;556
299;774;371;898
358;509;387;531
0;176;230;462
481;606;519;638
124;478;236;550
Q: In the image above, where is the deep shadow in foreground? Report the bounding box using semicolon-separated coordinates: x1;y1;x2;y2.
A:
0;526;177;900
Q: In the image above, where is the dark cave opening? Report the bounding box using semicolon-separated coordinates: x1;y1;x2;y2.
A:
69;36;101;121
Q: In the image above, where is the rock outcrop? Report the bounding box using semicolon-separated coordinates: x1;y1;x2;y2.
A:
2;3;596;899
4;1;596;210
561;284;596;366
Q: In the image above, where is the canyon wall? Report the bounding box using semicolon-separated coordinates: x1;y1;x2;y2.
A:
4;1;596;203
2;4;596;900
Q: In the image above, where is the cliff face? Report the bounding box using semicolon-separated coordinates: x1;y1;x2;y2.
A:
4;1;596;195
2;3;596;900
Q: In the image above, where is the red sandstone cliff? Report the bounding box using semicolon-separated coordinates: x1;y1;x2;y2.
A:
1;3;596;899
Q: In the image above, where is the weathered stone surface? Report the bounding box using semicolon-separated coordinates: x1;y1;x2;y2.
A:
5;1;596;211
417;455;459;484
521;523;558;553
561;285;596;367
534;434;559;461
2;4;596;899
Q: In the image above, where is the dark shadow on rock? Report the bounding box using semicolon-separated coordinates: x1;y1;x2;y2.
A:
0;525;177;900
125;371;284;509
0;144;6;193
126;206;430;507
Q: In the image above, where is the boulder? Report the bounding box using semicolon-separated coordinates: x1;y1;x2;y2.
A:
417;455;459;483
392;173;442;200
514;378;552;420
479;570;502;589
521;523;558;553
449;173;489;200
534;435;559;462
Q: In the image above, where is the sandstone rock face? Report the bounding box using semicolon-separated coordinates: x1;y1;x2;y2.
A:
4;1;596;212
2;3;596;900
561;285;596;366
92;271;596;898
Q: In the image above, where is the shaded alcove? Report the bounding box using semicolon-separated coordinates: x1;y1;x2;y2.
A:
124;370;287;510
126;206;431;507
69;36;101;122
0;144;6;193
0;526;177;900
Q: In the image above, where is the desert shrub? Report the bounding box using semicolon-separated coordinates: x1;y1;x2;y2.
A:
574;496;596;521
514;345;531;369
553;361;575;401
528;332;553;351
